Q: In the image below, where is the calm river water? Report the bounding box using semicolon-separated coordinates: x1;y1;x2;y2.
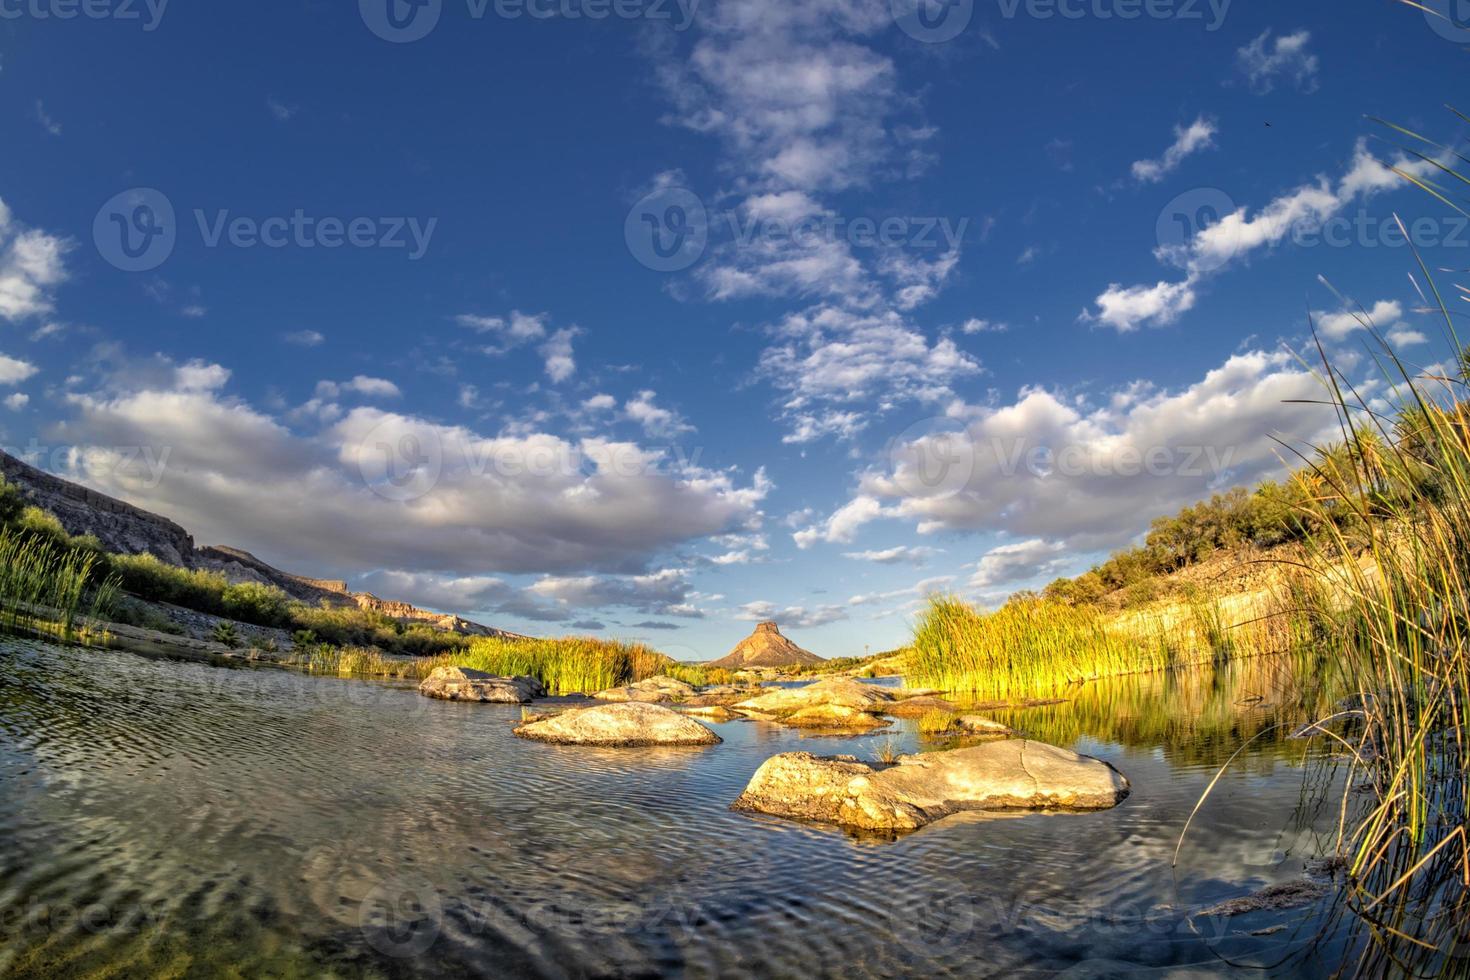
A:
0;640;1353;978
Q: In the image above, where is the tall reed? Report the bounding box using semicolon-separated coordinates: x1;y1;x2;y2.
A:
302;633;671;694
907;594;1171;697
0;528;117;640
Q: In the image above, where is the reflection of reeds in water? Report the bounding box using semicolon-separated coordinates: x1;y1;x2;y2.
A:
946;654;1343;771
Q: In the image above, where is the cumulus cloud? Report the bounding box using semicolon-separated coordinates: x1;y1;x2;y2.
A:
969;539;1069;588
735;600;847;629
0;198;69;322
1236;29;1319;94
540;327;578;383
59;356;768;581
1130;116;1217;184
624;390;694;438
808;349;1341;553
4;393;28;411
793;494;887;548
0;353;39;385
1313;299;1404;341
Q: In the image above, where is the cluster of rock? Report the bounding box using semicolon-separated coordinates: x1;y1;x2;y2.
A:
731;741;1131;832
418;666;546;703
410;628;1131;835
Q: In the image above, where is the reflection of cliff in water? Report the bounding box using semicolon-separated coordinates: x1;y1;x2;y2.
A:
935;652;1345;771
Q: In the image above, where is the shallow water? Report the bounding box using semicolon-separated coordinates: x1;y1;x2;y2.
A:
0;640;1353;978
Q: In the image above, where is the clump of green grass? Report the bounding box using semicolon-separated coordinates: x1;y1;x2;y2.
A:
917;709;959;735
0;526;117;640
302;633;669;694
210;621;240;647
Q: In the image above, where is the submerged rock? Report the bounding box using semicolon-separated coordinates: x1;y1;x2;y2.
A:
1196;879;1330;918
418;666;545;703
732;741;1130;832
680;704;742;721
593;675;698;703
514;701;721;747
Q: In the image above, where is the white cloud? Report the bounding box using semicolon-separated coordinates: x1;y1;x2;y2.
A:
4;392;28;411
0;198;70;322
960;318;1008;334
267;97;298;121
283;330;325;347
735;600;847;629
1387;325;1428;347
1236;29;1319;94
35;101;62;136
1087;141;1440;331
842;544;936;565
1086;277;1199;333
761;305;981;441
811;349;1341;553
456;310;548;344
315;376;402;400
60;358;769;580
1314;299;1403;341
793;494;886;548
582;393;617;411
0;353;38;385
540;327;578;383
1131;116;1217;183
624;390;694;438
969;539;1068;588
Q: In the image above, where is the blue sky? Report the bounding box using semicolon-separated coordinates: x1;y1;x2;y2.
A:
0;0;1467;658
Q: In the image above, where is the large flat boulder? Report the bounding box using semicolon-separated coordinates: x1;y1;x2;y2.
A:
419;666;545;703
593;675;697;703
514;701;722;747
732;741;1129;832
734;677;895;716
